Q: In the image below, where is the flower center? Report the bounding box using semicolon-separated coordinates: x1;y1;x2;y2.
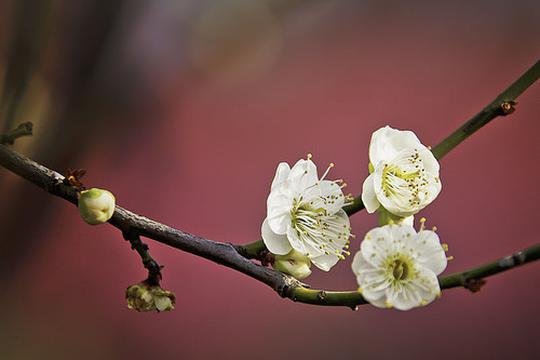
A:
384;254;415;283
290;197;350;259
391;259;409;281
381;149;430;207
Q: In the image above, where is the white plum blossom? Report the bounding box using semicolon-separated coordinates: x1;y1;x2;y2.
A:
362;126;442;217
351;222;447;310
261;155;353;271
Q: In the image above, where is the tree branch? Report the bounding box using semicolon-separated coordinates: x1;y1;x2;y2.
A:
1;139;539;308
0;60;539;309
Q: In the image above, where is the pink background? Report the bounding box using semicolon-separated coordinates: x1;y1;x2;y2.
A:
1;1;539;359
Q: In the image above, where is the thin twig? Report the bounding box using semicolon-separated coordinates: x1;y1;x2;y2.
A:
0;121;33;144
122;229;163;286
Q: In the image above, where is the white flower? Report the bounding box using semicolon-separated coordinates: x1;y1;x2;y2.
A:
351;223;447;310
261;155;352;271
362;126;442;217
78;188;116;225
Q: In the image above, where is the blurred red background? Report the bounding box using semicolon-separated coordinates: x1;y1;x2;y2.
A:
0;1;539;359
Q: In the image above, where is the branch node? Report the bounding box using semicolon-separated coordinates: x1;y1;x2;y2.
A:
499;100;517;115
464;278;486;293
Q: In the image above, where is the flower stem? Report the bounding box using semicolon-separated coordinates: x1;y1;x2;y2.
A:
122;229;163;286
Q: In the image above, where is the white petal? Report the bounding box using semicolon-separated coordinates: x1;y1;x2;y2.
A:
369;126;421;165
417;145;440;175
408;266;441;306
372;162;416;218
361;173;380;213
411;230;447;275
311;254;339;271
351;250;366;275
271;162;291;190
360;226;393;267
424;174;442;205
261;218;292;255
286;225;307;255
288;158;318;191
303;180;345;214
266;191;292;234
402;215;414;226
351;252;390;307
387;223;416;252
390;284;423;311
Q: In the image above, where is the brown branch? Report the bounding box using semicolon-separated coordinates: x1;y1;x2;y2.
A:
0;60;538;309
0;143;301;298
2;141;540;309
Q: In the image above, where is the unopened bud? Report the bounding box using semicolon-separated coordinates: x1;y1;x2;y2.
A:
78;188;115;225
273;250;312;280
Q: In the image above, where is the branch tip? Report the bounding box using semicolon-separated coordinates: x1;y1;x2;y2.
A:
0;121;34;144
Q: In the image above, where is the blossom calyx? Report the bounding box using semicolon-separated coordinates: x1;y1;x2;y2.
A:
273;249;312;280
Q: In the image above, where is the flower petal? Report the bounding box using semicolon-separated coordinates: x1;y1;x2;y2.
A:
288;158;318;191
372;162;416;217
369;126;421;165
271;162;291;190
411;230;447;275
407;265;441;306
351;252;389;307
311;254;339;272
360;225;394;267
267;190;292;234
390;284;423;311
361;173;380;213
303;180;345;214
261;218;292;255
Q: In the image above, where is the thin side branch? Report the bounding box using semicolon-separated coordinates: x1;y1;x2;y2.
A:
122;229;163;286
0;121;33;144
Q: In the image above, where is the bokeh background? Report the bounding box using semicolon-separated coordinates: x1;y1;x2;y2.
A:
0;1;539;359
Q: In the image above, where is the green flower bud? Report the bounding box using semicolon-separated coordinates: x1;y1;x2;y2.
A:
78;188;115;225
126;283;176;312
273;249;312;280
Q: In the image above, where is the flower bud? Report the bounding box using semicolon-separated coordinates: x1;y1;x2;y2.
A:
378;207;413;227
272;250;312;280
126;283;176;312
78;188;115;225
